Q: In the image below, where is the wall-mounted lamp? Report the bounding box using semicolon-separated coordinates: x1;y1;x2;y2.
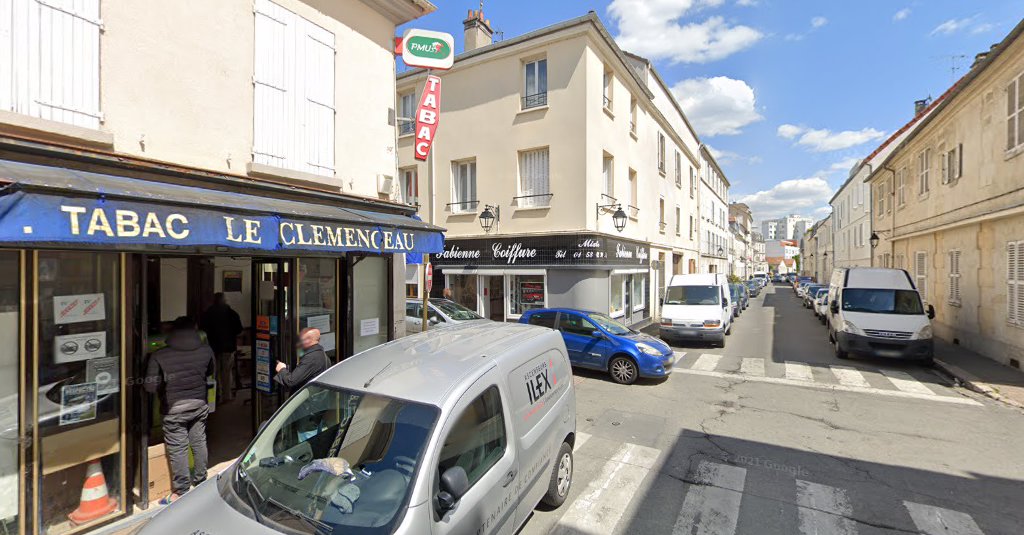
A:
596;203;628;232
479;204;500;232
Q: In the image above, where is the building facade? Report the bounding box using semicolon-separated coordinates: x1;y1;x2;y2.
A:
802;216;834;282
761;214;814;242
0;0;439;533
729;202;753;278
866;19;1024;370
397;12;703;326
751;232;768;274
699;146;731;274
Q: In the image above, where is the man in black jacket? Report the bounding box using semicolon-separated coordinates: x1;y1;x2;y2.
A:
274;327;329;393
200;293;243;403
145;316;215;504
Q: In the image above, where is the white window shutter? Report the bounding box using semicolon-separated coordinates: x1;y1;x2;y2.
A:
520;148;550;207
1008;242;1017;324
915;251;927;300
1017;243;1024;325
254;0;291;168
302;21;335;176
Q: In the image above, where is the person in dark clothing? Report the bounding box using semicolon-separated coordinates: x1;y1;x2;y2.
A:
200;293;243;403
274;327;329;393
145;316;215;504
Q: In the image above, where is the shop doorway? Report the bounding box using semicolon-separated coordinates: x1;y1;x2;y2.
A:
252;258;294;433
482;275;505;322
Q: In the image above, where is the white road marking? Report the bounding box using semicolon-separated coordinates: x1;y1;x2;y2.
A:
672;461;746;535
904;502;985;535
552;443;660;535
786;361;815;382
796;480;857;535
691;354;723;372
879;369;936;395
740;358;765;376
575;432;591;450
830;366;871;388
671;368;982;406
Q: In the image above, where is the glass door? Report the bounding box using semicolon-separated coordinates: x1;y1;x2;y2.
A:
484;276;505;322
252;259;293;432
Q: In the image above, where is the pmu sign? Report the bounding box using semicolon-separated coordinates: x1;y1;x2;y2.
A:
401;28;454;70
414;75;441;161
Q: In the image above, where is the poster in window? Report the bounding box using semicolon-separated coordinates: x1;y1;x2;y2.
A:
520;282;545;304
86;356;120;395
54;331;107;364
223;271;243;293
59;383;98;426
53;293;106;325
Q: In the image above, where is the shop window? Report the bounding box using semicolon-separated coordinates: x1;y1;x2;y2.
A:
610;274;625;317
509;275;545;317
37;251;123;533
405;264;420;298
0;252;19;533
633;273;647;311
298;258;337;361
353;256;388;354
447;274;479;313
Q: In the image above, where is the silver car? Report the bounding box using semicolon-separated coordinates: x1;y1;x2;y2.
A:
405;298;484;333
141;322;577;534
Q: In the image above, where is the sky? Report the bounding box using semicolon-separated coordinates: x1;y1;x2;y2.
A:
399;1;1022;224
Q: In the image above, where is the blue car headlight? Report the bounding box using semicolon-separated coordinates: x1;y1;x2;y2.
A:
636;342;662;356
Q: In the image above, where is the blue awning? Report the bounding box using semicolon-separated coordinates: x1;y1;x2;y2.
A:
0;159;445;255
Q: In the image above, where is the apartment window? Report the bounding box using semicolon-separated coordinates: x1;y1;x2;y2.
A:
523;58;548;109
603;154;614;198
658;133;666;175
885;179;892;214
254;0;336;176
1008;74;1024;151
689;216;695;239
948;250;962;306
1;0;101;129
942;144;963;184
876;183;885;218
628;169;638;216
399;167;418;205
1007;241;1024;325
884;253;892;268
674;151;682;188
689;167;696;198
399;92;416;136
518;148;551;208
675;206;681;235
895;254;906;270
629;97;638;135
603;68;613;110
452;160;477;213
917;148;931;195
915;251;928;301
896;166;907;207
659;199;666;233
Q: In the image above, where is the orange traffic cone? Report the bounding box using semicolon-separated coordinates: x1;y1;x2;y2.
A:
68;460;118;525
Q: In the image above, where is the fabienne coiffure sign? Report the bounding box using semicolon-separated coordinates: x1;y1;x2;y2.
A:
433;234;651;267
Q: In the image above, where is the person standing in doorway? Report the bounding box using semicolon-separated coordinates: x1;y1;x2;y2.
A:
145;316;215;504
200;293;243;403
274;328;329;393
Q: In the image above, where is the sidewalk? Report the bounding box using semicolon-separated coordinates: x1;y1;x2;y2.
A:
934;339;1024;409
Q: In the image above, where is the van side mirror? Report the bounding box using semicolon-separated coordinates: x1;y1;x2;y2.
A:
830;300;839;313
438;466;470;512
927;304;935;319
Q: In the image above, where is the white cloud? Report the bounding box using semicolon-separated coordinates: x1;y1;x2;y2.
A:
672;76;764;136
972;23;995;34
830;157;861;173
737;178;834;222
609;0;763;64
736;0;758;5
776;125;885;152
811;16;828;28
930;15;993;36
893;8;911;22
706;145;763;165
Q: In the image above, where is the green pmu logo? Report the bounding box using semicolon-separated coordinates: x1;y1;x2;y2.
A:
407;36;451;59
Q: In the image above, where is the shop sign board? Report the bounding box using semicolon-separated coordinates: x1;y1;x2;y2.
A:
433;234;652;268
53;293;105;325
54;331;106;363
414;75;442;161
59;383;97;426
400;29;455;70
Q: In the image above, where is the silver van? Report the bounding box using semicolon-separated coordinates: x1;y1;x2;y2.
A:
140;321;577;534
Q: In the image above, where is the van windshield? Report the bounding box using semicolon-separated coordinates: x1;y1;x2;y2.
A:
231;385;439;534
841;288;924;315
665;285;720;306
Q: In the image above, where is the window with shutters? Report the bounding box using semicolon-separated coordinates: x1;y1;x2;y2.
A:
451;160;477;213
689;215;694;239
897;166;907;207
398;92;416;136
689;167;696;198
675;206;681;235
917;148;931;195
915;251;928;302
674;151;682;188
1007;241;1024;326
942;144;963;184
1;0;102;129
1007;74;1024;152
948;250;961;306
602;154;614;199
659;199;666;233
628;169;638;218
876;183;886;218
895;254;905;270
518;148;550;208
658;133;666;175
254;0;335;177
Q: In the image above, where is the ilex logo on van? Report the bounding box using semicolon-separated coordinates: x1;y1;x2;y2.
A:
525;359;558;405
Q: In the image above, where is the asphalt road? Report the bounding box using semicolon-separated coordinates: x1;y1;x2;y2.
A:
520;282;1024;535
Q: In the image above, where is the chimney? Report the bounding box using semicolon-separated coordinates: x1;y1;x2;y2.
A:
914;97;931;116
463;8;493;52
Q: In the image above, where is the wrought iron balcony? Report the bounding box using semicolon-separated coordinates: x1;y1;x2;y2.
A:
398;121;414;136
522;92;548;110
513;193;553;208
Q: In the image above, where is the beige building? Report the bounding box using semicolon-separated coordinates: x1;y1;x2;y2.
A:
0;0;437;532
801;216;833;282
699;146;731;274
396;11;703;326
729;202;753;278
866;19;1024;370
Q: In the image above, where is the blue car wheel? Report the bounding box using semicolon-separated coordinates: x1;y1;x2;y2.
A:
609;356;638;385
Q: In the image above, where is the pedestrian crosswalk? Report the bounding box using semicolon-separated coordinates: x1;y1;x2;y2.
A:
670;352;982;406
536;435;991;535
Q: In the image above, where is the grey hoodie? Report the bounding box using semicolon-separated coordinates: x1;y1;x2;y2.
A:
145;329;216;414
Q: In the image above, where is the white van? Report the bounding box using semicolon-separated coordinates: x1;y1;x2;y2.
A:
142;322;577;534
659;273;733;347
826;267;935;364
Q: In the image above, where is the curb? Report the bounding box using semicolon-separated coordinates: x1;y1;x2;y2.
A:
935;358;1024;410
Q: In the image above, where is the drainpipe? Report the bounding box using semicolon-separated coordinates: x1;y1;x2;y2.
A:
883;164;897;265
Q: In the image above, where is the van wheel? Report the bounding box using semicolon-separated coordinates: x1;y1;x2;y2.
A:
542;442;573;507
834;337;849;360
609;356;639;385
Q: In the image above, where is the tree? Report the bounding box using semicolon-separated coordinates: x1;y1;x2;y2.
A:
793;254;801;273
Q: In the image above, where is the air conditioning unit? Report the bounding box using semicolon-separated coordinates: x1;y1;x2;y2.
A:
377;174;394;195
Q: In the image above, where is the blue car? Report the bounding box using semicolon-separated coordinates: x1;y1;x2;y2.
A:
520;308;675;384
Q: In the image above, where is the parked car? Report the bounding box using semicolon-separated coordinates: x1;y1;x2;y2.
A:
142;322;577;534
660;274;733;348
752;273;769;287
728;284;744;317
797;281;813;297
743;279;761;298
520;308;675;385
405;298;484;333
803;285;827;308
814;290;830;323
826;267;935;364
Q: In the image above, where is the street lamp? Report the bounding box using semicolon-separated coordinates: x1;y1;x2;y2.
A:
596;203;628;232
717;247;724;257
869;232;880;249
479;204;500;232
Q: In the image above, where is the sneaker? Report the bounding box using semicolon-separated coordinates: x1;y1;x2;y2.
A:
159;493;182;505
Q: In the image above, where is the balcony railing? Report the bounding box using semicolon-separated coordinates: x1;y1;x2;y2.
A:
522;92;548;110
398;121;414;136
628;205;640;219
446;199;479;213
513;193;553;208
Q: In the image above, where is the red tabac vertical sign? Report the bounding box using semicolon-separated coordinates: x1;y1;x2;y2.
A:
414;75;441;161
